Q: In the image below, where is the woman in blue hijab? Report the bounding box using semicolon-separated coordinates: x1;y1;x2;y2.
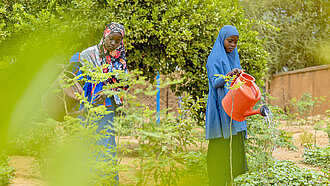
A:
205;25;247;185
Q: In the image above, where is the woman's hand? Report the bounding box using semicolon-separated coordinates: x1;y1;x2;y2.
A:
226;68;241;77
93;90;107;105
68;107;88;117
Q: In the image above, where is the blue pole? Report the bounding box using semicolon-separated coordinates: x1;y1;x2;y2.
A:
156;71;160;124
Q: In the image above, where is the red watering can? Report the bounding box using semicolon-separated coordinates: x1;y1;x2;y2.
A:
221;71;269;122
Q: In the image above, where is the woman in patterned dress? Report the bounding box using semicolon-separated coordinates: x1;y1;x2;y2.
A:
69;22;128;183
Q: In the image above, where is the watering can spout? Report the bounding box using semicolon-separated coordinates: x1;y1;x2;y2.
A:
243;108;260;117
243;105;269;117
260;105;270;117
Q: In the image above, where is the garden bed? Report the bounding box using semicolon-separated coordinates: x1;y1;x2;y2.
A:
9;120;329;185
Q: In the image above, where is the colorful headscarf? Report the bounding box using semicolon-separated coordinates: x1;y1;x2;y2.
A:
97;22;128;105
98;22;127;75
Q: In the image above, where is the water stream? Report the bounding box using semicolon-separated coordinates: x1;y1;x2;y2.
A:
262;106;281;184
263;108;277;151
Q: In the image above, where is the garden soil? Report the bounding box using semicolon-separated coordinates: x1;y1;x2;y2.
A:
9;121;329;185
9;156;43;186
272;122;329;174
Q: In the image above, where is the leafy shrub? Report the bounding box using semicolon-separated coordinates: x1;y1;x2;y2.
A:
235;159;329;185
241;0;329;74
6;118;65;180
176;150;208;185
109;70;208;185
302;146;330;171
323;110;330;143
0;0;268;88
5;136;31;157
289;92;326;119
0;0;268;128
0;153;15;186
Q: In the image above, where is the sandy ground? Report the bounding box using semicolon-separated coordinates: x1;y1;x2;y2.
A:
272;122;329;174
9;122;330;185
273;125;329;161
9;156;43;186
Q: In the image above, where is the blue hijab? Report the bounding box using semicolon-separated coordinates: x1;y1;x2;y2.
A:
205;25;247;140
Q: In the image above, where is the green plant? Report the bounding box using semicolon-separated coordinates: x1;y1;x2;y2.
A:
110;72;207;185
241;0;329;74
0;0;269;130
242;100;304;186
222;93;328;185
6;118;65;180
276;129;296;150
177;150;208;185
299;131;314;147
289;92;326;118
313;114;329;146
323;110;330;143
6;136;31;157
0;153;15;186
235;159;329;185
302;146;330;171
284;106;300;125
246;103;296;170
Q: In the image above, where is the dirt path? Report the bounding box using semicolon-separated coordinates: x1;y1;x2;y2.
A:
9;156;142;186
9;156;43;186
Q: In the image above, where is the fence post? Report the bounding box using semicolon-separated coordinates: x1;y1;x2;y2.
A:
156;71;160;124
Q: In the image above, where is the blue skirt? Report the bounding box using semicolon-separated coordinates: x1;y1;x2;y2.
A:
78;103;118;183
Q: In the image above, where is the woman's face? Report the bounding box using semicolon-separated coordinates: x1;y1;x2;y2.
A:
104;32;122;51
224;35;239;53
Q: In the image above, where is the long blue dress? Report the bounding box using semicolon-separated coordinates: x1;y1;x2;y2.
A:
205;25;248;185
205;25;247;140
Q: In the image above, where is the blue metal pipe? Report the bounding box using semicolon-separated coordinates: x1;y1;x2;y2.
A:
156;71;160;124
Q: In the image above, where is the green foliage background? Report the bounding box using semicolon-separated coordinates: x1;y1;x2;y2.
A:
241;0;330;74
0;0;268;132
